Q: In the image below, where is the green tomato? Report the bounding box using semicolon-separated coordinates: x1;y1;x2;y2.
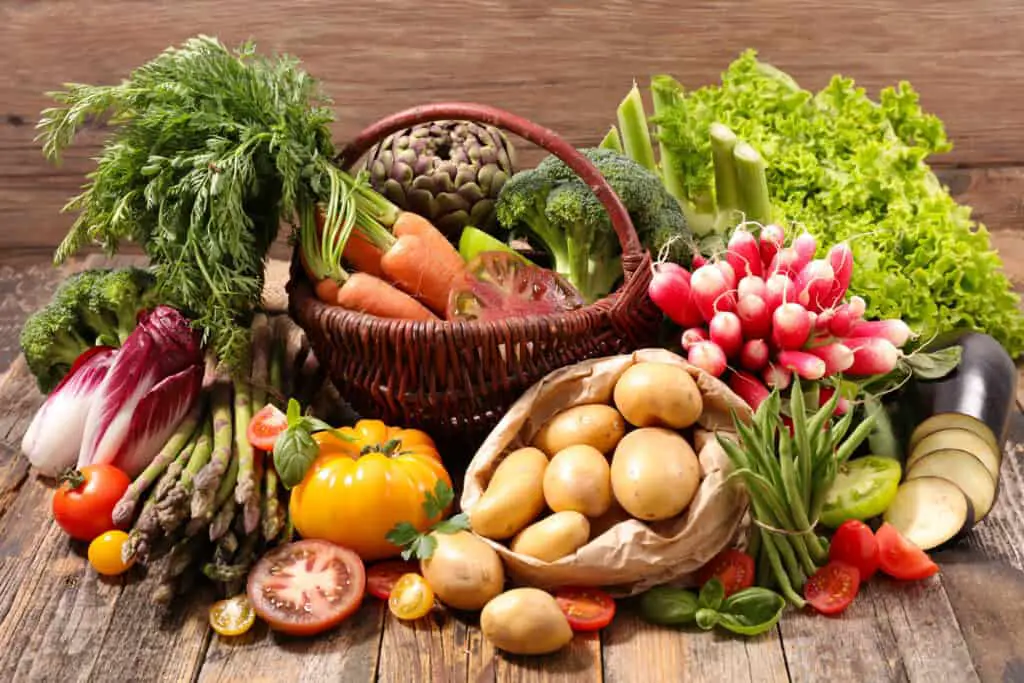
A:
820;455;902;528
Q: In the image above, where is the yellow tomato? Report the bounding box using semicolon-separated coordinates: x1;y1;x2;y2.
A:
88;530;134;576
209;595;256;637
289;420;453;562
389;573;435;621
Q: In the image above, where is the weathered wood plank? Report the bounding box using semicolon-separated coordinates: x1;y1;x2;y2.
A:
376;609;474;683
493;631;602;683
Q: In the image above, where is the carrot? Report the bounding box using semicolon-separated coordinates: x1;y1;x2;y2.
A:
379;213;469;315
335;272;438;321
315;278;340;304
342;230;386;278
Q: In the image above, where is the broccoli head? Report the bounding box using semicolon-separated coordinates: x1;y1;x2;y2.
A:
19;301;94;393
496;148;691;302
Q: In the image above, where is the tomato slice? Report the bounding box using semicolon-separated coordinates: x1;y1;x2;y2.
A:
366;560;419;600
554;587;616;632
209;595;256;637
447;252;585;322
875;522;940;581
389;573;435;621
804;561;861;616
696;548;755;597
247;539;366;636
247;404;289;452
828;520;880;582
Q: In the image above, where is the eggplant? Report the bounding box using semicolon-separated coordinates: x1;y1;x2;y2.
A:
883;477;974;551
908;428;1000;480
906;449;997;522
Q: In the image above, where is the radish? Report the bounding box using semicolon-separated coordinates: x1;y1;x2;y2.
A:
849;295;866;318
772;302;812;350
814;308;835;332
727;228;763;279
689;264;730;322
687;341;728;377
736;294;771;340
681;327;709;350
825;241;853;308
806;342;855;374
764;273;794;313
846;319;915;348
739;339;770;372
729;371;771;410
737;275;766;300
794;259;836;312
818;386;851;416
763;363;793;390
768;247;802;279
715;260;738;290
709;311;743;358
829;297;866;337
777;350;827;381
792;231;818;264
844;337;901;376
648;262;705;328
692;252;707;269
759;224;786;268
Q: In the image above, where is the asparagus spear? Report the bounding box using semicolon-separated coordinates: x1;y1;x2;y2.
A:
231;373;260;534
122;439;195;564
152;535;206;605
157;418;214;532
188;439;240;535
261;464;284;541
210;495;238;541
191;379;233;519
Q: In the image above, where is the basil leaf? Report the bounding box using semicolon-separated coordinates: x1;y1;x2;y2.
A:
717;587;786;636
639;587;699;626
286;397;302;424
695;608;720;631
904;346;962;380
273;425;319;488
698;578;725;611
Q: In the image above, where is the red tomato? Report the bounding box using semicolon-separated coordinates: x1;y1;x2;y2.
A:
247;404;289;452
366;560;419;600
554;587;616;632
247;540;366;636
696;548;756;596
829;520;880;582
52;465;131;541
875;523;940;581
805;562;860;616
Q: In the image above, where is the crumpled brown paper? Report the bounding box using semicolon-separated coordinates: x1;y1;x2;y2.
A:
460;348;753;596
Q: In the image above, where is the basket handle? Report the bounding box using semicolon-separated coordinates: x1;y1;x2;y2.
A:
336;102;646;272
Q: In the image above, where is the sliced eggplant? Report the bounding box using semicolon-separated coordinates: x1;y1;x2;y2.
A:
910;413;1000;462
883;477;974;551
906;449;997;522
908;428;1001;480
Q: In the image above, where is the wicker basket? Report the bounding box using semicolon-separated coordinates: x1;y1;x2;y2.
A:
288;103;663;463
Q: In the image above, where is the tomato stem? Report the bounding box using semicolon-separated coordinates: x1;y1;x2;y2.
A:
360;438;402;457
58;467;86;490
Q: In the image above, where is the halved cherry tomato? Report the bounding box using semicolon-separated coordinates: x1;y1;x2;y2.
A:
554;587;616;632
367;560;420;600
875;522;940;581
829;520;880;582
88;530;134;576
804;561;860;616
696;548;755;597
247;404;288;452
209;595;256;637
52;464;131;541
389;573;435;621
247;539;366;636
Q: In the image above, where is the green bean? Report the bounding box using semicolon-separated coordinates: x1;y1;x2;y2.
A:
788;378;813;508
835;411;879;466
760;530;806;607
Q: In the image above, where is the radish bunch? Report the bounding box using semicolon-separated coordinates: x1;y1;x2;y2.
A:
649;225;914;409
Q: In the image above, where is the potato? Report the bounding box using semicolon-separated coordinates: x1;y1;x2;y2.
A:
613;362;703;429
532;404;626;456
542;444;613;517
611;428;701;521
469;447;548;540
510;511;590;562
480;588;574;655
420;531;505;611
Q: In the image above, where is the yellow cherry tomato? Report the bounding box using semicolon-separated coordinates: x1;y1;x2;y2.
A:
389;573;435;621
87;530;134;576
209;595;256;637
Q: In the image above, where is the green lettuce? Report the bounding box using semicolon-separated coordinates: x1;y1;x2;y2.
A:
654;50;1024;356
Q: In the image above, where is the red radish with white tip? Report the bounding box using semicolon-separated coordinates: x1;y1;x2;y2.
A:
825;242;853;307
814;308;835;332
709;311;743;358
769;247;802;279
729;371;771;410
737;275;767;300
727;228;763;279
795;260;836;312
844;337;902;375
688;341;728;377
846;319;914;348
849;295;866;318
716;260;738;290
772;303;812;350
818;386;851;416
759;224;786;268
681;327;709;350
777;350;827;381
763;363;793;390
736;295;771;340
806;342;855;374
692;252;707;269
648;262;705;328
764;273;794;313
689;265;730;322
792;231;818;264
829;297;866;337
739;339;770;372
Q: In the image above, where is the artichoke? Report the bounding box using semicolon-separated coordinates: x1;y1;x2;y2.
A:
364;120;516;242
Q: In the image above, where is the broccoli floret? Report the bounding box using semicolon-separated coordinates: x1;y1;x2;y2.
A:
19;302;94;393
54;270;120;347
95;267;157;342
495;172;571;278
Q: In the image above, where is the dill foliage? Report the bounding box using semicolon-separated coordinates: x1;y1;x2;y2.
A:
36;35;347;371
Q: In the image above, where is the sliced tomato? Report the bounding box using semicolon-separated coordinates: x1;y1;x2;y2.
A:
209;595;256;637
829;520;880;582
366;560;419;600
447;252;584;322
554;587;616;632
247;539;366;636
696;548;755;597
247;404;288;452
875;522;940;581
389;573;435;621
804;561;860;616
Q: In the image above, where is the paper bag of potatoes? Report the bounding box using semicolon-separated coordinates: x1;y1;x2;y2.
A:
460;348;752;596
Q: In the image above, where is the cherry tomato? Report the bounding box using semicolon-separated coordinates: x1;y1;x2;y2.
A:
829;520;880;582
247;404;289;452
209;595;256;637
367;560;419;600
696;548;756;597
52;465;131;541
804;561;861;616
875;522;940;581
388;573;435;621
554;587;616;632
87;530;134;576
247;539;366;636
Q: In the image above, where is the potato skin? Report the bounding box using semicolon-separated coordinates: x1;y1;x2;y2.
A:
510;511;591;562
613;362;703;429
532;404;626;456
610;428;701;521
542;444;614;518
420;531;505;611
469;447;548;540
480;588;574;655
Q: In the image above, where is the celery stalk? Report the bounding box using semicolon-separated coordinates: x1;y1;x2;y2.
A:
616;82;657;172
710;123;740;215
599;126;624;153
650;76;688;203
733;142;772;225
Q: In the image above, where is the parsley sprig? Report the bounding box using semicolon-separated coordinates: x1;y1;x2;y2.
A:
386;480;470;560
